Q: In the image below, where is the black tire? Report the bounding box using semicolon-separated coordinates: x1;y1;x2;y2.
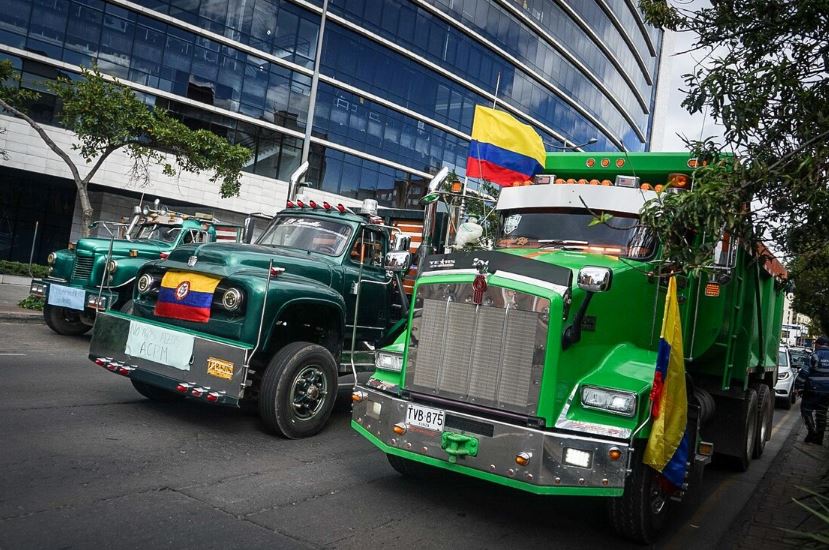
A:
43;304;92;336
258;341;338;439
607;448;671;544
753;384;773;458
790;387;797;405
386;453;436;479
733;388;758;471
120;299;134;314
781;389;793;410
131;379;184;402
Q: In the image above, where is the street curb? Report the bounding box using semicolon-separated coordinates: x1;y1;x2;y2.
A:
0;274;33;286
0;311;43;323
716;411;805;549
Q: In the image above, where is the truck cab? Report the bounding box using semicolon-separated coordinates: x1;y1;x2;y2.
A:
31;205;244;336
87;195;415;439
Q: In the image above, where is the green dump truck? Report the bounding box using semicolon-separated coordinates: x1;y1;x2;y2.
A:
352;152;787;543
31;202;244;336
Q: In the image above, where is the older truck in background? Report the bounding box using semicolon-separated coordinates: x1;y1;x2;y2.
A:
352;152;787;543
30;202;245;336
84;167;432;439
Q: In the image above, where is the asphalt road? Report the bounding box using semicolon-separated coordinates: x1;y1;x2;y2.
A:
0;322;800;549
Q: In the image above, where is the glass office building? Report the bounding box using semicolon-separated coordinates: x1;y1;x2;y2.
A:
0;0;662;258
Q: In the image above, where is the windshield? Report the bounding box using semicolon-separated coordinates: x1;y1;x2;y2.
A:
133;224;181;243
497;208;656;259
789;349;810;368
778;350;789;367
257;216;353;256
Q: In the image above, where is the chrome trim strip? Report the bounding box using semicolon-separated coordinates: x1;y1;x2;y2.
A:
491;272;569;295
418;268;479;278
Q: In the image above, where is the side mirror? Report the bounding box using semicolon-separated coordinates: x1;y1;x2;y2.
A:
243;216;256;244
577;266;612;293
392;234;411;252
384;251;411;273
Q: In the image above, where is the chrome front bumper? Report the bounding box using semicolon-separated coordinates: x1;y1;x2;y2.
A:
88;311;252;404
353;385;631;492
32;279;117;311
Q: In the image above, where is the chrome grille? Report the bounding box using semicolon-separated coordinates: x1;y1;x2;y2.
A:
406;282;549;416
71;255;94;283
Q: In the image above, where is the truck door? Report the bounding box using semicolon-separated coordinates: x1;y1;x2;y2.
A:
343;227;389;346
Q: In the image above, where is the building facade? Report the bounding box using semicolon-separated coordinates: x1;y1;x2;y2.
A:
0;0;663;262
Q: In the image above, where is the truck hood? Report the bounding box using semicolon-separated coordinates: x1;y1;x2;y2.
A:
76;237;169;256
163;242;335;286
497;247;638;272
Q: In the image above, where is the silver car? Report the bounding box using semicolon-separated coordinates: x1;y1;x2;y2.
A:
774;346;797;409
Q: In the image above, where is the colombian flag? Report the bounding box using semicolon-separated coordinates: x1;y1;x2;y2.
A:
155;271;220;323
644;276;689;488
466;105;546;187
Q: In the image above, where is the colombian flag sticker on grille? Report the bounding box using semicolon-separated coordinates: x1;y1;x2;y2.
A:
155;271;221;323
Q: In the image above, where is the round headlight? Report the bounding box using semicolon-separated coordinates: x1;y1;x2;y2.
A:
221;288;244;311
47;252;56;265
137;273;155;294
107;260;118;273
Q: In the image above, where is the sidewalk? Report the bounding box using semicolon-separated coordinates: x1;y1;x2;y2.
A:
721;417;829;548
0;276;42;322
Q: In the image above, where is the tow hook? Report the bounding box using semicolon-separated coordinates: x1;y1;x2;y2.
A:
441;432;479;463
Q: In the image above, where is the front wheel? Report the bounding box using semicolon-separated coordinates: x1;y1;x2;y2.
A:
258;341;338;439
43;305;92;336
131;379;184;403
607;451;671;544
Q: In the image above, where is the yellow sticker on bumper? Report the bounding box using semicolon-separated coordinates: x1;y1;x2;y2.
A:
206;357;234;380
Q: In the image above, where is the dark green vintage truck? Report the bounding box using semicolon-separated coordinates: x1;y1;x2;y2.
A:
85;171;429;439
30;203;244;336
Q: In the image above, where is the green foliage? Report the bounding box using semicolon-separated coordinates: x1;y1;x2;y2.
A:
0;261;49;278
783;482;829;547
790;250;829;335
638;0;829;288
18;295;44;311
50;66;251;197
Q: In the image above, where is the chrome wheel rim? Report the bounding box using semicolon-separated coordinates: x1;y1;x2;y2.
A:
290;365;328;420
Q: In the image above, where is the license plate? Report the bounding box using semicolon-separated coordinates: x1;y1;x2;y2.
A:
406;403;445;432
47;284;86;310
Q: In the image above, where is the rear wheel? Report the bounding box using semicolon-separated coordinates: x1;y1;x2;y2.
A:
733;388;758;471
607;449;671;544
258;341;338;439
753;384;773;458
131;379;183;402
43;305;92;336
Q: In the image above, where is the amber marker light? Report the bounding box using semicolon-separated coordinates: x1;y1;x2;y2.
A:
608;447;623;461
392;423;407;435
600;158;610;167
450;181;463;193
555;178;566;184
601;179;612;186
352;390;367;402
586;158;595;167
129;249;139;257
515;452;531;466
615;158;625;168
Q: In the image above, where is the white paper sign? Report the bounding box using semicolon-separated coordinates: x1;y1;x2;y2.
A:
125;320;194;371
47;284;86;310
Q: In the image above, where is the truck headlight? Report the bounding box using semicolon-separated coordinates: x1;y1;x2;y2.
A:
47;252;56;265
107;260;118;273
221;288;244;311
375;351;403;372
581;386;637;417
137;273;156;294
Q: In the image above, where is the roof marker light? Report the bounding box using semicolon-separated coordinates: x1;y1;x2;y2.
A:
323;201;331;210
286;200;295;208
589;179;600;185
640;183;653;191
601;179;612;186
296;200;305;208
555;178;565;184
309;200;318;209
577;179;588;185
337;204;346;213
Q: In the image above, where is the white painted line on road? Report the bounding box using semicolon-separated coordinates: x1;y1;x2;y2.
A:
0;353;26;356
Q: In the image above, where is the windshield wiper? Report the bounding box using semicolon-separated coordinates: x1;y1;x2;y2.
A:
539;239;589;249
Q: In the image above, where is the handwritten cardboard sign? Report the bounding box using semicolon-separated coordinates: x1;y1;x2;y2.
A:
125;321;194;370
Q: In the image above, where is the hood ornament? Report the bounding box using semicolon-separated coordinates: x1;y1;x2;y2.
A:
187;255;198;267
472;258;489;305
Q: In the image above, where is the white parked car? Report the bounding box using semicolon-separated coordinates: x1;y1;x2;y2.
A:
774;346;797;409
